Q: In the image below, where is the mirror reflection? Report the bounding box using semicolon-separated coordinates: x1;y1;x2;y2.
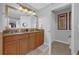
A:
5;4;38;29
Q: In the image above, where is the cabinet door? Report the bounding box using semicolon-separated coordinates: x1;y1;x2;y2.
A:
39;32;44;45
36;32;44;47
4;40;19;55
29;33;35;51
19;38;28;55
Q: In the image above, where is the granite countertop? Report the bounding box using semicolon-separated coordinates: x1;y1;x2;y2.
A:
3;31;40;36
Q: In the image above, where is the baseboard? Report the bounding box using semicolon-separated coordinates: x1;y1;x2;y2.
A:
54;40;70;45
71;50;78;55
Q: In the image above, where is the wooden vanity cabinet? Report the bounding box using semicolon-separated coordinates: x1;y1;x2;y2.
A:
39;31;44;45
3;30;44;55
35;31;44;47
19;34;29;55
3;34;29;55
28;33;36;51
3;40;19;55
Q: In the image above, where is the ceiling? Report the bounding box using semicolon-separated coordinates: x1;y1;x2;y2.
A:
26;3;50;10
7;3;50;11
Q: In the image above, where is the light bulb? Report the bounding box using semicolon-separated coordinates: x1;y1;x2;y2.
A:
28;11;33;14
19;7;23;10
32;12;36;15
24;9;28;12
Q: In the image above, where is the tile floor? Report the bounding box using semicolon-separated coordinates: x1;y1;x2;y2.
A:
27;41;71;55
51;41;71;55
27;46;49;55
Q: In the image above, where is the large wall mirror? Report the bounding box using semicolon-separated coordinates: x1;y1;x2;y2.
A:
5;4;38;29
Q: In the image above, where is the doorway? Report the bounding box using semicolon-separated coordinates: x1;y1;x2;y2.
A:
51;4;72;55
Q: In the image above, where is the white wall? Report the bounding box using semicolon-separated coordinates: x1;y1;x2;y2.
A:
54;7;71;44
71;3;79;54
19;16;37;28
38;3;71;46
38;4;57;46
55;30;71;44
0;12;3;32
0;4;5;32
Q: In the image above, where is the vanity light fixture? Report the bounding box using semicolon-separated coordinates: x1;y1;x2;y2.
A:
19;7;23;11
19;7;28;13
17;3;37;16
23;9;28;12
32;12;36;16
28;10;33;14
28;11;37;16
19;6;37;16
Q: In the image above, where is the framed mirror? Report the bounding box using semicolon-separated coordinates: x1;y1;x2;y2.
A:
5;4;38;29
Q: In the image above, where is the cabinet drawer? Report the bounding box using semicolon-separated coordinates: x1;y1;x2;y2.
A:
4;34;29;42
29;33;35;38
4;36;17;42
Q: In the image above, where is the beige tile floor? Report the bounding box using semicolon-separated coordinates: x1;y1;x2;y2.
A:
27;47;49;55
51;41;71;55
27;41;71;55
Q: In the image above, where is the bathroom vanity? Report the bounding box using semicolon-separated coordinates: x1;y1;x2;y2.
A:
3;29;44;55
2;4;44;55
